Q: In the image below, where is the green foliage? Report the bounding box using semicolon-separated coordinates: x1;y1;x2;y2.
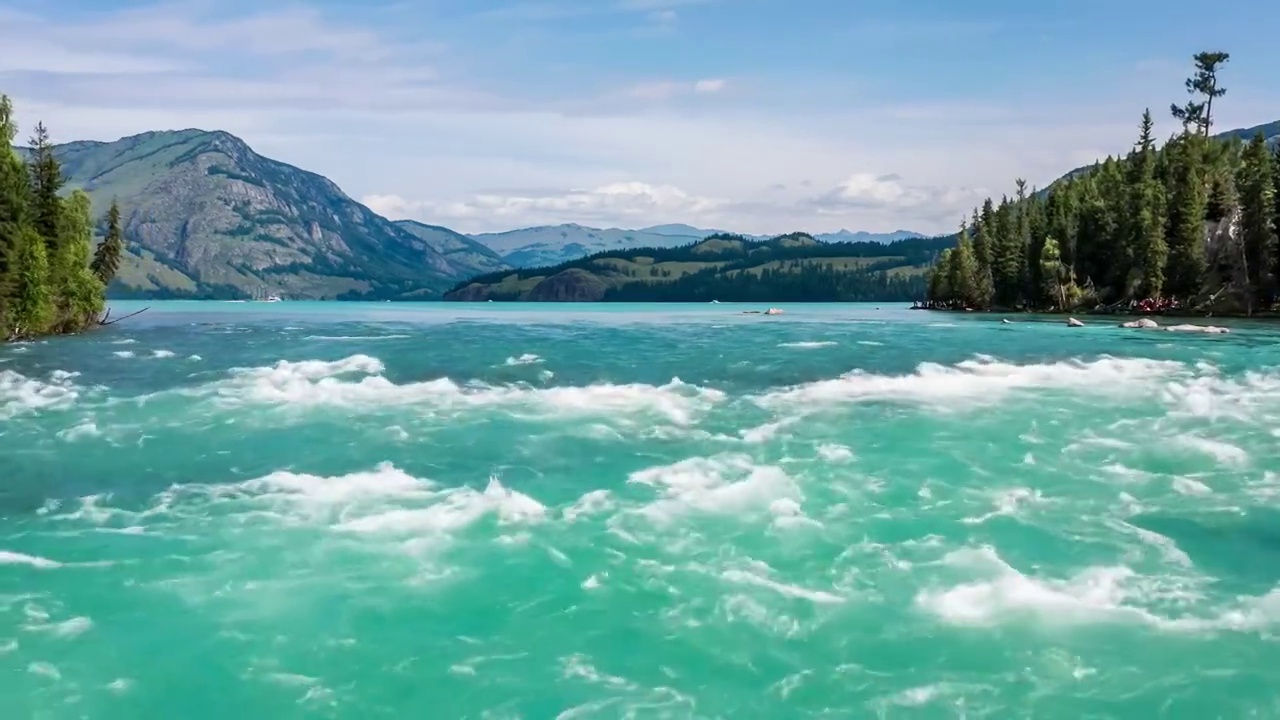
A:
927;50;1278;315
9;227;54;336
0;96;28;326
91;200;124;285
0;95;109;340
1237;133;1277;308
448;232;950;302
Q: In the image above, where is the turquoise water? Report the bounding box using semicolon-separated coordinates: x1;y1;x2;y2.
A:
3;301;1280;718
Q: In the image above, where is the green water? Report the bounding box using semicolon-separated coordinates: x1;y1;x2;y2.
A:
3;301;1280;718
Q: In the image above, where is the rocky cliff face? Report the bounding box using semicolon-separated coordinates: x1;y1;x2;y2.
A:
36;130;473;299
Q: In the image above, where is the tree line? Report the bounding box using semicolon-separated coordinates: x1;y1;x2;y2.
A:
1;94;123;340
451;231;953;293
604;262;926;302
927;52;1280;314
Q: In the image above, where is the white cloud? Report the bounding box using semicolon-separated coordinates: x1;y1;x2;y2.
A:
364;182;728;231
693;78;726;93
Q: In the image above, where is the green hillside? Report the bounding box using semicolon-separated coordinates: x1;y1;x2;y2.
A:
18;130;478;300
444;232;951;302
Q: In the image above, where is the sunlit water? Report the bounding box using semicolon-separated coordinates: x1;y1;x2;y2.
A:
3;301;1280;718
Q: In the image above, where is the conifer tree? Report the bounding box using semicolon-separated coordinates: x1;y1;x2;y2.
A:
1165;135;1209;298
91;200;124;285
27;122;65;257
0;95;29;331
948;224;981;307
1170;51;1229;137
1238;133;1277;310
1130;110;1168;297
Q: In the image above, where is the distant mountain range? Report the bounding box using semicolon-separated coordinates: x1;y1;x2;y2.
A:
470;223;926;268
446;232;948;303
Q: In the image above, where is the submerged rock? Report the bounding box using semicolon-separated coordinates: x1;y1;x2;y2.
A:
1121;318;1160;329
1067;317;1084;327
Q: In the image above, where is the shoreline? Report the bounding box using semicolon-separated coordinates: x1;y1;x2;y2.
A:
914;307;1280;320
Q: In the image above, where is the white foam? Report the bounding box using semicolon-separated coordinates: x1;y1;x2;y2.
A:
1176;434;1249;467
917;546;1280;632
778;341;837;349
0;551;63;569
57;421;101;441
113;350;135;358
305;334;410;341
151;349;176;359
626;454;803;521
111;338;137;345
209;354;722;426
504;353;543;365
856;340;885;346
755;356;1185;411
816;444;854;462
721;567;844;604
0;369;79;419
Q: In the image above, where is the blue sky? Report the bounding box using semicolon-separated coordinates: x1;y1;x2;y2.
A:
2;0;1278;234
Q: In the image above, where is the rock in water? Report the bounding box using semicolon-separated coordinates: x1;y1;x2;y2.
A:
1067;318;1084;327
1121;318;1160;329
1165;324;1230;334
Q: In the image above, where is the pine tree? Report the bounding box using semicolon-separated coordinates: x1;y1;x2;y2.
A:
1237;133;1277;310
990;196;1021;307
1272;143;1280;289
27;122;64;256
1129;110;1168;297
0;95;30;332
928;249;953;302
948;224;981;307
1170;51;1229;137
91;200;124;285
1165;134;1209;298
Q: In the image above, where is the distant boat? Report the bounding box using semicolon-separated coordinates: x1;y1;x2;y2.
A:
264;295;282;303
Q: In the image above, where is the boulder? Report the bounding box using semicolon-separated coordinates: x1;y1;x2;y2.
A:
1121;318;1159;329
1164;324;1230;334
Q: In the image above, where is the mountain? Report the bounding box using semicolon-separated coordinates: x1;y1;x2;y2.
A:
814;229;925;244
22;129;478;300
471;222;930;268
469;223;703;268
392;220;509;279
640;223;744;238
445;232;952;302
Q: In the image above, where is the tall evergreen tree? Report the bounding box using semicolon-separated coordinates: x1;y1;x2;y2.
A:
1129;110;1168;297
948;224;981;307
91;200;124;285
1165;134;1209;298
1170;51;1229;137
1237;133;1277;310
27;122;65;256
0;95;30;330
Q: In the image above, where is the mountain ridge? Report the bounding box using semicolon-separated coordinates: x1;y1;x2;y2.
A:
19;129;475;300
445;231;950;302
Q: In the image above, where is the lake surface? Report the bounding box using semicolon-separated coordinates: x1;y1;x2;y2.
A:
3;301;1280;718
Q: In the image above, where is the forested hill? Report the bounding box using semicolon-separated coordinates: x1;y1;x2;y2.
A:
443;232;952;302
927;51;1280;316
